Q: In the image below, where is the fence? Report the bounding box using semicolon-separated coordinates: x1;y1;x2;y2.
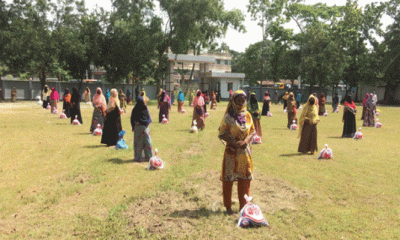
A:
0;79;158;101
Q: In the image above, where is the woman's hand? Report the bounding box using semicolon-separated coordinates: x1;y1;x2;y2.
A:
236;140;247;149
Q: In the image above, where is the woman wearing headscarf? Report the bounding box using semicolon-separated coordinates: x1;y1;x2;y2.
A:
118;89;127;112
229;90;233;101
318;93;326;115
282;92;289;110
90;87;107;133
101;89;123;146
332;93;339;113
70;88;83;124
361;93;369;120
50;87;60;113
126;89;132;105
177;89;185;112
42;85;50;108
171;90;175;105
62;89;71;118
261;91;271;116
342;95;357;138
313;93;319;112
287;92;298;129
131;96;153;162
11;87;17;102
219;90;255;214
296;92;302;109
83;87;91;103
192;90;206;130
158;90;171;123
140;89;149;105
247;92;262;137
363;94;375;127
298;95;320;154
210;91;217;110
105;89;110;104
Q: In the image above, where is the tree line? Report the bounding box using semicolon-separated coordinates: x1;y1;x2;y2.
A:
1;0;399;103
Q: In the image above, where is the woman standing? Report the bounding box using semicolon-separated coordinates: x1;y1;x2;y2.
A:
126;89;132;105
210;91;217;110
229;90;233;101
287;92;297;129
105;89;110;104
219;90;255;214
261;91;271;116
42;85;50;108
318;93;326;115
298;95;320;154
62;89;71;118
158;90;171;123
192;90;205;130
11;87;17;102
83;87;91;104
101;89;123;146
140;90;149;105
363;94;375;127
90;87;107;133
119;89;127;112
296;92;302;109
49;87;59;113
282;92;289;110
177;90;185;112
361;93;369;120
342;96;357;138
70;88;83;124
131;96;153;162
332;93;339;113
247;92;262;138
171;90;175;105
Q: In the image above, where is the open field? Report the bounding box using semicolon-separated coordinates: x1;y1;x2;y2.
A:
1;100;400;239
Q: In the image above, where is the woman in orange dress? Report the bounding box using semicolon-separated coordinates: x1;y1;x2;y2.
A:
219;90;255;214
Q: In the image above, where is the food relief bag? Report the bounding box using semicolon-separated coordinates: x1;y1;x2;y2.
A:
318;144;333;159
237;194;269;228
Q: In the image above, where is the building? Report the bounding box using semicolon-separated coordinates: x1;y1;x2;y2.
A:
165;51;245;99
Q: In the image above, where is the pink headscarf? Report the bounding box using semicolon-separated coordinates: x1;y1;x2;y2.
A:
93;87;107;108
193;90;205;107
362;93;370;107
50;87;59;100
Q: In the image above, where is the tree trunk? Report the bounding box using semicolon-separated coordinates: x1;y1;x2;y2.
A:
186;63;195;93
384;82;398;105
39;67;46;90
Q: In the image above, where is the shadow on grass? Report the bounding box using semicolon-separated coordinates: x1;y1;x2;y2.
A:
55;122;69;125
170;207;224;219
82;145;105;149
107;158;136;164
75;132;92;135
279;153;303;157
270;128;290;130
326;136;343;139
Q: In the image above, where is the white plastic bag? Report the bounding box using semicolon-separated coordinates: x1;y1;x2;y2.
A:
60;110;67;119
37;96;43;105
237;194;269;228
161;114;169;124
205;112;210;117
190;120;198;133
353;127;363;139
323;110;328;117
267;111;273;117
290;120;297;130
375;119;382;128
181;108;186;114
72;115;81;125
93;124;103;136
148;149;164;170
318;144;333;159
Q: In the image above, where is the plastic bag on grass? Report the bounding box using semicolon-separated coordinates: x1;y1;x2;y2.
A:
72;115;81;125
353;127;363;139
290;120;297;130
115;130;128;149
317;144;333;159
148;149;164;170
93;124;103;136
162;114;169;124
237;194;269;228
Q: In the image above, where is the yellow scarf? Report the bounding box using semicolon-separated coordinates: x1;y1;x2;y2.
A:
298;95;319;137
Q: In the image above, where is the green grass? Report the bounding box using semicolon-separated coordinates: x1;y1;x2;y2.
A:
0;101;399;239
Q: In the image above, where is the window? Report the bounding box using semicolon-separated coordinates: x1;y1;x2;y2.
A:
216;59;221;64
227;82;233;92
225;60;229;65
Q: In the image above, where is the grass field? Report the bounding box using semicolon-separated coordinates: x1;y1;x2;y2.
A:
1;100;399;239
